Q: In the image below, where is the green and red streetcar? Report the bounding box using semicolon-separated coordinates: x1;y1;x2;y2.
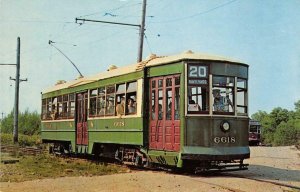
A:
41;50;249;171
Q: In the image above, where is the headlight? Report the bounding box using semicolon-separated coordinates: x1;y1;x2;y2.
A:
220;121;230;132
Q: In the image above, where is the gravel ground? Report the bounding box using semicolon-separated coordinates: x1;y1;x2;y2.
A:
1;146;299;192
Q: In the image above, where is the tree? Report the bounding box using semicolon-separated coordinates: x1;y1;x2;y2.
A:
273;119;300;146
0;109;41;135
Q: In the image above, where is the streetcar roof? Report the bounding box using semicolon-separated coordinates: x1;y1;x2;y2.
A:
43;51;244;94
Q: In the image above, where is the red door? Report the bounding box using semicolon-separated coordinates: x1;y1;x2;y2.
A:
149;75;180;151
76;92;88;145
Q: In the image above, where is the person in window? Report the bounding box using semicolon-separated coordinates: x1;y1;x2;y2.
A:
127;98;136;114
107;100;114;115
116;97;125;117
98;96;106;115
51;105;58;120
213;89;233;112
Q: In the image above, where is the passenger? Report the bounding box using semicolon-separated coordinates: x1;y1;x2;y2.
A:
106;100;114;115
98;96;106;115
213;89;233;112
127;98;136;114
51;106;58;120
116;97;125;117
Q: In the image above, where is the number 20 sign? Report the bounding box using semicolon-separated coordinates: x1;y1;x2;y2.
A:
188;65;208;78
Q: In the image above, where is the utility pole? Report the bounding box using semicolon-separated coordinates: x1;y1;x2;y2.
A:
10;37;27;143
75;0;147;62
0;37;27;143
137;0;147;62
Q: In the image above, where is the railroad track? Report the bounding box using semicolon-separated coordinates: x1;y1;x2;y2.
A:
0;144;45;156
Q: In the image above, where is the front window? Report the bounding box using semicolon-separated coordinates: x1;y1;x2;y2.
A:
187;64;209;114
237;78;247;115
212;76;234;114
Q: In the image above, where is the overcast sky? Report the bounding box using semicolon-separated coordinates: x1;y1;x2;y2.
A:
0;0;299;118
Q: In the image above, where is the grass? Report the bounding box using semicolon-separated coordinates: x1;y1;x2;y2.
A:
0;153;128;182
1;133;128;182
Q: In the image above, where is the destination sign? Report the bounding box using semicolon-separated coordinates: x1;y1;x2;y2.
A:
188;65;208;78
188;79;208;85
187;64;208;85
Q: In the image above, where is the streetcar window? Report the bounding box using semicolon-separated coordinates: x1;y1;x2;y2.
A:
69;93;75;118
151;90;156;120
97;87;106;116
62;94;69;119
126;81;137;115
187;64;209;114
175;87;180;120
89;89;97;116
51;97;58;120
46;98;52;120
187;86;209;113
212;76;234;114
158;90;163;120
106;85;115;116
166;88;172;120
57;96;63;119
116;83;126;116
41;99;47;120
237;78;248;115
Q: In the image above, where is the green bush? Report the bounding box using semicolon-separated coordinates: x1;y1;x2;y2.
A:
273;119;300;146
252;100;300;146
0;133;41;147
0;109;41;135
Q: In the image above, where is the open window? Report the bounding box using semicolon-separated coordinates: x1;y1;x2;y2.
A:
89;89;98;117
212;76;234;114
69;93;75;118
126;81;137;115
106;85;115;116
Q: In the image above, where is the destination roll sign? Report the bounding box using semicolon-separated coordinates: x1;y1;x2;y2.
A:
187;64;208;85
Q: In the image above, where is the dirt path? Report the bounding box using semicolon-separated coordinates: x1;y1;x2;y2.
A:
1;146;299;192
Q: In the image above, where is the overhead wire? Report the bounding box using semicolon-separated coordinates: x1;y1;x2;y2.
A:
150;0;239;23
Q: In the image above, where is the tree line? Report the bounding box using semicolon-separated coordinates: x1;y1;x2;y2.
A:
0;109;40;135
251;100;300;146
1;101;299;146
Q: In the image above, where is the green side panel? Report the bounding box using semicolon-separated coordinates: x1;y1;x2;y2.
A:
88;117;143;131
43;71;143;98
87;117;144;152
41;131;75;143
146;150;180;166
185;117;249;147
41;121;75;131
41;121;75;150
89;131;143;145
148;62;183;77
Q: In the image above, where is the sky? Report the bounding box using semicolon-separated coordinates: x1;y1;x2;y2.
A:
0;0;299;118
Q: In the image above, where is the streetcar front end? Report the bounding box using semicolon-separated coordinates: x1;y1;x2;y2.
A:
182;60;250;171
